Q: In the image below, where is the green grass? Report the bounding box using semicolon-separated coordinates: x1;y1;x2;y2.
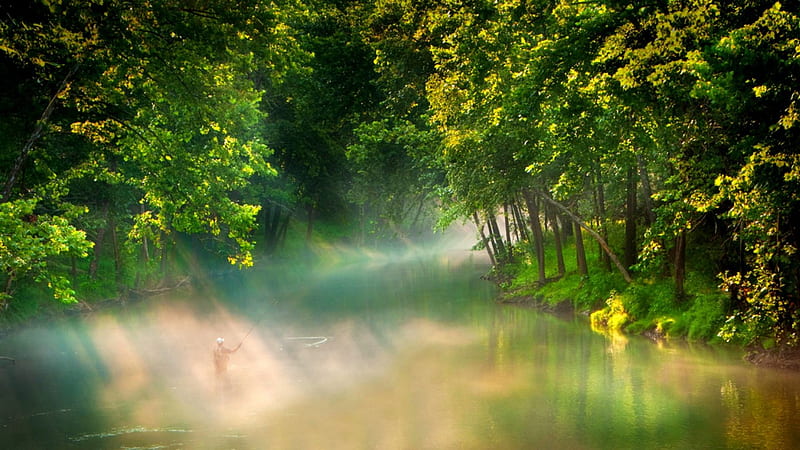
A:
504;223;732;343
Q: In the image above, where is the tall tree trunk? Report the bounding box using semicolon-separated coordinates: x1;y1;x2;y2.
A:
503;203;514;259
160;231;169;285
637;154;656;227
262;206;271;254
89;202;110;279
2;273;15;309
473;212;496;266
561;213;573;238
595;181;611;271
277;214;291;250
305;204;315;242
547;204;566;277
110;214;121;285
509;202;522;243
522;189;546;285
624;167;638;269
358;203;366;247
269;205;276;251
512;200;530;244
263;204;284;255
89;228;106;279
574;221;589;276
537;191;633;283
674;229;687;300
488;213;507;263
268;205;270;255
139;205;150;287
410;195;425;232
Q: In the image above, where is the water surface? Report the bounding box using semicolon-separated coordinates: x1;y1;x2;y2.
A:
1;249;799;449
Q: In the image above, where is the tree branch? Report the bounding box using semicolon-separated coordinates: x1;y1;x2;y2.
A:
2;63;81;203
179;8;222;20
535;190;633;283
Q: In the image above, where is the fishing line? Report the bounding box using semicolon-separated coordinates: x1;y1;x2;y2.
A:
231;299;330;349
234;299;275;348
236;322;259;348
284;336;329;347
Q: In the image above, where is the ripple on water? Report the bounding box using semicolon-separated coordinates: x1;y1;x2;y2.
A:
69;426;194;443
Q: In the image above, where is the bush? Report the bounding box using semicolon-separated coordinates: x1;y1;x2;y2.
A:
536;272;583;306
575;271;626;310
590;291;630;331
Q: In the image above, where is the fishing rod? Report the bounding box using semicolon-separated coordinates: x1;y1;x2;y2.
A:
228;299;330;349
232;299;276;349
235;319;262;349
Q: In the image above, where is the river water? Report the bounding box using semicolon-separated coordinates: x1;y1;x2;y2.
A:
1;247;799;449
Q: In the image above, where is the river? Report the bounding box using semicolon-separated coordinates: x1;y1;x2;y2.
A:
1;246;799;449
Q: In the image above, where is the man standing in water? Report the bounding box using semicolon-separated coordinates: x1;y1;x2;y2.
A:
213;337;241;375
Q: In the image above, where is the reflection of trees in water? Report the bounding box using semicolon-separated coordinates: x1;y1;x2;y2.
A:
3;257;800;448
479;305;800;448
722;376;799;449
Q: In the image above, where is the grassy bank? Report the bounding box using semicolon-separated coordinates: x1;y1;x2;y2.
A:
496;226;732;345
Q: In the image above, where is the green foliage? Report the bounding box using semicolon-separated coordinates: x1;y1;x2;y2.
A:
0;0;302;311
0;199;92;306
1;0;799;351
590;291;630;332
412;0;800;346
346;118;443;244
532;272;582;304
528;238;730;342
712;148;800;345
676;292;728;341
522;265;627;312
586;277;728;341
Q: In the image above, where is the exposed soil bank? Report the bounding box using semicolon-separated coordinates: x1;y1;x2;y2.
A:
745;347;800;371
496;288;579;316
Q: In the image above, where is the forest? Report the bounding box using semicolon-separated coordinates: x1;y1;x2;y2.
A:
1;0;798;351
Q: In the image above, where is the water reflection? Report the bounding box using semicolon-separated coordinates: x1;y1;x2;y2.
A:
1;251;800;448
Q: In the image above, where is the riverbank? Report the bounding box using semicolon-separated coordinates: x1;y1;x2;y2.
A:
0;276;196;342
491;258;800;371
7;249;800;449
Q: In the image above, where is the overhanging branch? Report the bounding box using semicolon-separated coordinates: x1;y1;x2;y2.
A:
535;190;633;283
2;63;81;203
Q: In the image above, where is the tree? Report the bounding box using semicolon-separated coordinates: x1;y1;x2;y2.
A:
260;0;382;241
0;200;92;307
0;0;291;303
347;119;442;245
591;0;800;341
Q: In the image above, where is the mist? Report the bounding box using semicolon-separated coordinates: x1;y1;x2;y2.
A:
0;228;498;448
3;223;799;449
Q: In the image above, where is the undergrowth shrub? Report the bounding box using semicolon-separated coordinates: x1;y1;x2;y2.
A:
536;272;583;305
673;292;728;341
622;279;678;319
574;271;626;310
590;291;629;331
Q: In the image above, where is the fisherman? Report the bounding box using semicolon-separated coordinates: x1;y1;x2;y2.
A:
213;337;241;375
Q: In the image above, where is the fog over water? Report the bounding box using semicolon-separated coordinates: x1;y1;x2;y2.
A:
1;231;800;449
